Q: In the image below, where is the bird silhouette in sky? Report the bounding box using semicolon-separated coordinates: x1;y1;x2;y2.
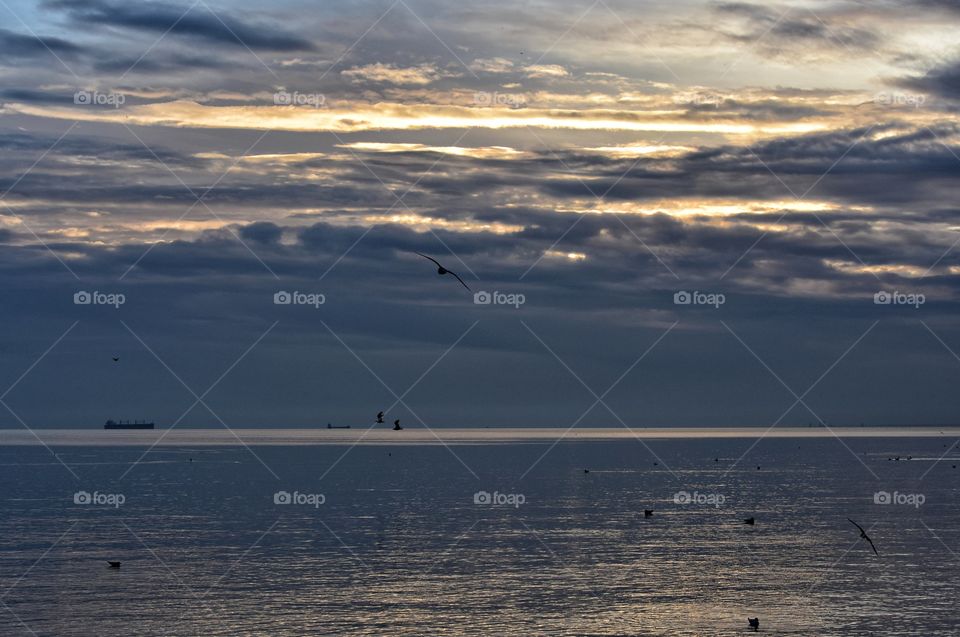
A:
112;357;119;362
414;253;471;291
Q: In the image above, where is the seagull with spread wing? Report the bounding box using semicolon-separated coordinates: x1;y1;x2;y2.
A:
848;519;879;556
414;253;471;291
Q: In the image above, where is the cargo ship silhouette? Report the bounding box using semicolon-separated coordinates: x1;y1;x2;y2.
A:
104;419;155;430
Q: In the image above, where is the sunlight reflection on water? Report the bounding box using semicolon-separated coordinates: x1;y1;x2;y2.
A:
0;436;957;635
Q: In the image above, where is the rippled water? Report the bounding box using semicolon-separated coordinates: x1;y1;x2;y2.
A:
1;433;958;635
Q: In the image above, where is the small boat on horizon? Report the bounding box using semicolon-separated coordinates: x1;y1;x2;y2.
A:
327;423;351;429
104;419;155;430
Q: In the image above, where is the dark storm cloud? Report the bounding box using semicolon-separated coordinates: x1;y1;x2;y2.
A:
714;2;879;52
45;0;316;51
0;27;84;57
896;58;960;100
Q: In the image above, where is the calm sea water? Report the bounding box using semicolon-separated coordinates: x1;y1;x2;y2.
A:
1;432;958;636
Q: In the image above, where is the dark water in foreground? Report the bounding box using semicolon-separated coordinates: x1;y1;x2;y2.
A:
0;435;958;635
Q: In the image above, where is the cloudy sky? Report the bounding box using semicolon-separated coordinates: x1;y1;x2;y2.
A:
1;0;959;428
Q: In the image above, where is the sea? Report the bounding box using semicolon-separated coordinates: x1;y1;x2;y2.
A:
0;428;957;636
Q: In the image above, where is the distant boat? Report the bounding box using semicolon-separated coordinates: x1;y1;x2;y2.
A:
104;419;154;430
326;423;351;429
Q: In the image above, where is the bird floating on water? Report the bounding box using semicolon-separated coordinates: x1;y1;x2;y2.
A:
748;617;759;630
743;517;755;525
107;561;121;568
644;509;653;518
414;252;471;291
848;519;879;556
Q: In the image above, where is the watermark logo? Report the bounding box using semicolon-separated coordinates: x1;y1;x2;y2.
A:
74;90;125;108
674;290;725;308
874;490;924;508
274;490;325;508
274;290;325;308
473;91;526;108
273;90;325;108
473;290;525;308
873;290;924;308
674;91;725;108
673;490;725;508
74;290;125;308
473;490;526;508
873;92;926;109
74;490;125;508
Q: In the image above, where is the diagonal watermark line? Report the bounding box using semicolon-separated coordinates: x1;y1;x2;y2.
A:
419;519;481;577
1;321;78;401
722;125;877;281
120;123;279;279
119;520;209;602
321;127;476;281
0;320;80;479
917;321;960;480
721;320;880;479
317;320;479;481
517;518;610;606
326;128;481;281
920;520;960;562
317;519;373;571
805;520;879;593
715;7;791;82
0;598;38;637
918;126;960;277
0;202;82;280
520;320;678;480
721;321;821;419
519;320;680;480
199;0;280;80
317;0;401;81
0;521;78;600
120;128;273;280
118;0;202;80
398;0;479;80
117;320;281;480
1;123;79;202
595;0;681;83
0;401;80;480
519;129;677;280
0;0;80;80
201;519;283;595
0;122;82;279
319;320;480;480
532;0;602;68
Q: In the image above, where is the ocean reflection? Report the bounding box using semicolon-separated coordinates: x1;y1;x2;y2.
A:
0;437;957;635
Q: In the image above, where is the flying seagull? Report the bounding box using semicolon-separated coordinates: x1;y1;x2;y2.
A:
414;253;471;291
112;357;119;362
848;519;879;556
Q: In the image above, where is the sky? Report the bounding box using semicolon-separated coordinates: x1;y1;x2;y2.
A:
0;0;959;428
